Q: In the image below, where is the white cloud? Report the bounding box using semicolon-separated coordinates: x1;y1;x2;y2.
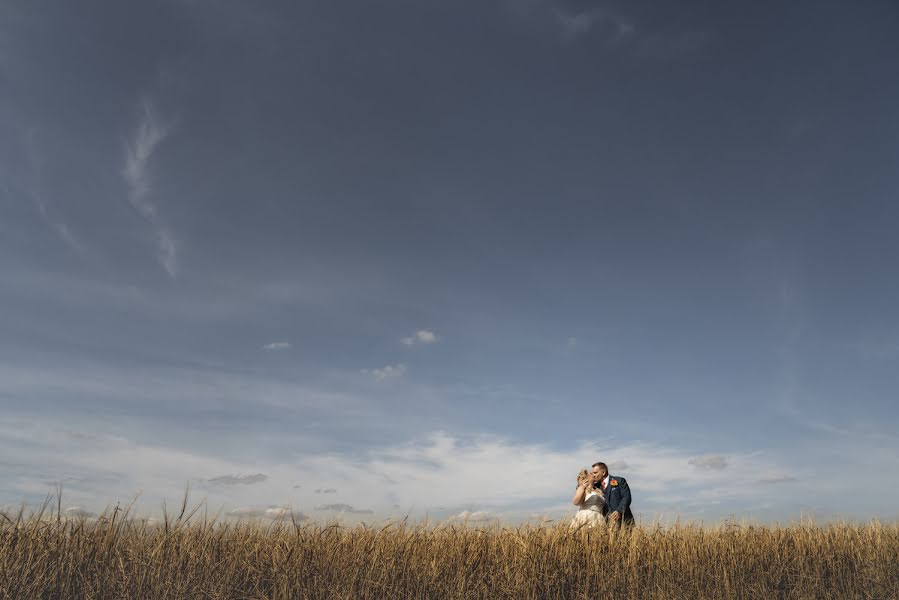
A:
362;364;407;380
1;407;800;522
401;330;438;346
688;455;729;471
227;506;263;518
123;99;169;220
228;505;308;520
122;97;178;278
64;506;97;518
264;506;306;519
314;503;373;515
208;473;268;486
416;330;437;343
289;432;806;523
262;341;291;351
448;510;498;523
3;394;897;523
157;228;178;279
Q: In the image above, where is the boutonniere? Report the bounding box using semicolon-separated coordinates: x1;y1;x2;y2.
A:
611;479;619;487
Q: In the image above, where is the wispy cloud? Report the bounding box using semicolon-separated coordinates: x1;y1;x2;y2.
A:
448;510;498;523
122;97;178;278
228;505;308;520
758;475;798;484
509;1;707;57
51;222;88;255
290;432;810;522
401;330;438;346
262;341;291;351
314;503;373;515
208;473;269;486
688;455;729;471
553;7;634;42
14;130;89;255
64;506;97;518
362;364;407;381
4;400;893;522
314;488;337;494
123;99;170;220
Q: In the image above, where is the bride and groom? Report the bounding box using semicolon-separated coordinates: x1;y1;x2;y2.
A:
570;461;634;528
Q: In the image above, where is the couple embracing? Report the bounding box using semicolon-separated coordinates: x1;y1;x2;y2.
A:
570;462;634;528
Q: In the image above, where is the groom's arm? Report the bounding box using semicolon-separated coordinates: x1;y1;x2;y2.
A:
615;478;631;514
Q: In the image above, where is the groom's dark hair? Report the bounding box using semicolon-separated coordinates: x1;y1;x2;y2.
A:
592;462;608;472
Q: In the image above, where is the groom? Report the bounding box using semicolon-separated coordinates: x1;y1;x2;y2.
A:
592;462;634;526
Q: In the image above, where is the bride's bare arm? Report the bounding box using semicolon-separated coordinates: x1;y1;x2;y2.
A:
572;482;589;506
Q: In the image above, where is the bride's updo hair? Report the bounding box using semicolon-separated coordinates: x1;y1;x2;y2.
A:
576;468;591;488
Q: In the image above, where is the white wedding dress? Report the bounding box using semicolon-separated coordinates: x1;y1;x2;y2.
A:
570;490;606;528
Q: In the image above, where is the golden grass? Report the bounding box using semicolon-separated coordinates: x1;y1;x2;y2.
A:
2;500;898;599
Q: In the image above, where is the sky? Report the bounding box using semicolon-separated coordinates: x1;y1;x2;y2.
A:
1;0;898;524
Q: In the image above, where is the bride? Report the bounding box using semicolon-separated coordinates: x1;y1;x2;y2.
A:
570;468;605;528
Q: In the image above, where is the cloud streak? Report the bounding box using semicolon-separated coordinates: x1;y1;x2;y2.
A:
314;503;374;515
688;455;729;471
228;505;308;520
122;97;178;278
208;473;269;486
12;129;90;255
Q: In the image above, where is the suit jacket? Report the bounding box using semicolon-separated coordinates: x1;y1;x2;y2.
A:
598;475;634;524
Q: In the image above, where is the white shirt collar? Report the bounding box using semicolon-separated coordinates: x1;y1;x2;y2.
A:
602;474;610;488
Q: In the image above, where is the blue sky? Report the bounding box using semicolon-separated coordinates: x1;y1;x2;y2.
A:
1;0;898;523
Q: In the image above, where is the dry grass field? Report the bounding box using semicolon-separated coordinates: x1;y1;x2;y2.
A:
2;500;898;599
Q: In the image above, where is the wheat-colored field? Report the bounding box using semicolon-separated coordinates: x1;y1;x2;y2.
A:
2;500;898;600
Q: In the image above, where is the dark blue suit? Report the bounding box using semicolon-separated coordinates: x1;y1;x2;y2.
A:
598;475;634;525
